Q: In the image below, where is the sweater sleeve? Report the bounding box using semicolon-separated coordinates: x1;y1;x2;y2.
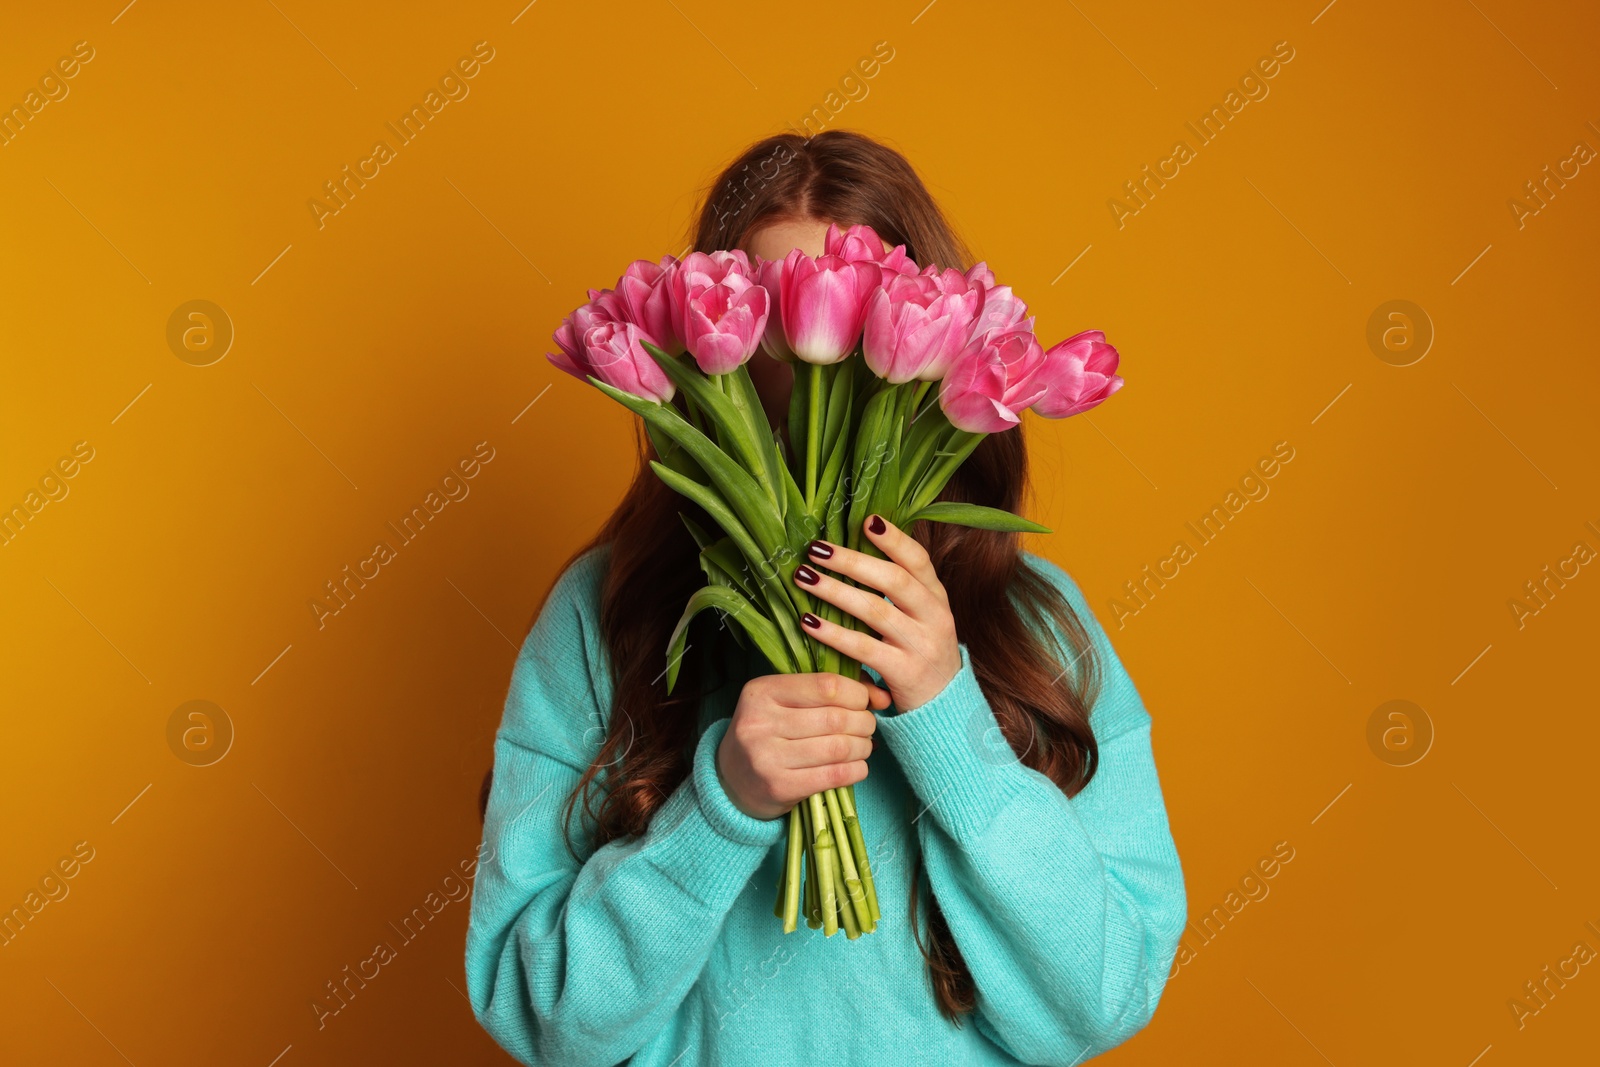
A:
872;553;1187;1066
464;548;785;1067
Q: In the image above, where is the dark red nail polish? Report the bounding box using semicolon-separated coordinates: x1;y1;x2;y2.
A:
807;539;833;559
801;611;821;629
794;564;820;585
867;514;886;534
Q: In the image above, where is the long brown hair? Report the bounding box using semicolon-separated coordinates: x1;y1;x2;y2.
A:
511;130;1102;1023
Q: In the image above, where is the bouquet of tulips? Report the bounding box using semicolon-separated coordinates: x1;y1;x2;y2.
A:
547;224;1123;939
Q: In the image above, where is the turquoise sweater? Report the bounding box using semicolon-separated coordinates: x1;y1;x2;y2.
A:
465;545;1186;1065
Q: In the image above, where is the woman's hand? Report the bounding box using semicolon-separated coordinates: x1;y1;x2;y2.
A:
717;671;891;821
795;514;963;713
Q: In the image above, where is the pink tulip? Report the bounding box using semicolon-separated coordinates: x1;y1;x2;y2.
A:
616;256;681;354
964;262;996;289
780;248;879;364
921;265;989;377
938;324;1049;433
824;222;917;278
585;320;677;401
958;262;1030;361
862;271;981;383
548;292;619;376
755;256;796;363
587;285;628;321
1030;330;1124;418
672;250;770;374
547;298;676;403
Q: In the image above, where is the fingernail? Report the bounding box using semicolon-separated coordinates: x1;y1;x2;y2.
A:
867;514;886;534
794;564;820;586
807;539;833;559
801;611;821;629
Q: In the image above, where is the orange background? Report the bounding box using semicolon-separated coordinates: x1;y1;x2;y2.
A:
3;1;1596;1064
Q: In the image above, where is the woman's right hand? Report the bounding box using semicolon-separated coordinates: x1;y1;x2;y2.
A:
716;672;891;821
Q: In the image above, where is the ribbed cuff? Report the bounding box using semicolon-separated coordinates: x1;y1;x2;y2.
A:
692;716;787;847
873;643;1031;840
644;716;784;907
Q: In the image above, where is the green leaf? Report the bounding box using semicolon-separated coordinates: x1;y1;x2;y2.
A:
898;397;950;497
666;585;795;692
723;363;788;517
648;419;707;486
639;344;775;503
679;512;717;552
820;358;856;465
592;376;787;553
777;433;818;548
864;384;917;532
649;461;815;671
901;429;983;518
699;534;760;603
814;392;854;540
906;501;1052;534
787;359;810;478
651;461;768;585
845;386;899;552
694;536;757;652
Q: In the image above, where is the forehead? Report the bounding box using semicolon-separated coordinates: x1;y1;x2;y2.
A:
743;218;832;261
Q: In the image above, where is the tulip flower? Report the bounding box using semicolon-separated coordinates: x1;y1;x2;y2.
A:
547;298;675;404
938;324;1048;433
583;319;677;403
673;250;770;374
824;222;917;278
780;248;879;365
920;266;989;378
959;263;1030;360
547;291;616;377
755;256;797;363
861;271;981;384
1030;330;1124;418
616;255;682;355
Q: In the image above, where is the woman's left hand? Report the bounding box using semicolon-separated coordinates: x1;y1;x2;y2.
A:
794;514;962;712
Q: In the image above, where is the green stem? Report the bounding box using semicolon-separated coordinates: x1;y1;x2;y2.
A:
830;836;861;939
801;798;821;928
782;804;803;932
839;784;879;925
805;361;822;506
826;788;873;933
910;378;933;413
808;793;838;936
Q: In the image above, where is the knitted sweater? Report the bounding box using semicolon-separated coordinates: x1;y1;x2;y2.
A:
465;544;1186;1066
